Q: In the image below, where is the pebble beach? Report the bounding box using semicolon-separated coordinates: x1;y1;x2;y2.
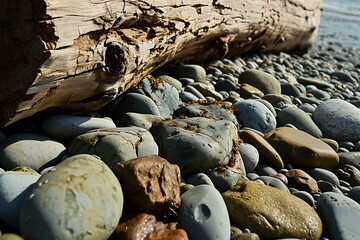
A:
1;2;360;240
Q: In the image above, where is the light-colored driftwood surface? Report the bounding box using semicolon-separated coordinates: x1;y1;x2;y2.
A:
0;0;322;127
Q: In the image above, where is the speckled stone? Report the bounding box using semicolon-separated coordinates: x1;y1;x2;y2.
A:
313;99;360;142
0;133;67;171
222;181;322;239
238;69;281;95
179;185;231;240
317;192;360;240
209;165;244;193
265;127;339;169
69;127;158;170
20;154;123;240
41;115;116;140
140;77;180;118
151;117;240;176
0;170;40;228
233;99;276;134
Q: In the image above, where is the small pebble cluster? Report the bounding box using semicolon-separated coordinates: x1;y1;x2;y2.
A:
0;44;360;240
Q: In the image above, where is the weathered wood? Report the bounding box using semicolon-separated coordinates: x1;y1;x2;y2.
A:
0;0;322;127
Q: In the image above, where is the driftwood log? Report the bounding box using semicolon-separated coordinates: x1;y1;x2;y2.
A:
0;0;322;127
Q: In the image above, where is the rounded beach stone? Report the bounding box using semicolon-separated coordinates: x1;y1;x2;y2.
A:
179;185;231;240
238;143;259;173
286;169;319;193
317;192;360;240
151;117;240;176
338;164;360;187
254;163;277;176
41;115;116;140
174;101;238;125
277;107;322;138
265;127;339;169
189;82;224;101
179;91;199;103
255;176;289;192
338;152;360;169
238;130;283;170
238;69;281;94
20;154;123;240
0;133;67;171
320;138;339;152
119;112;164;130
307;168;340;187
233;99;276;134
0;170;40;228
0;233;24;240
292;190;315;207
69;127;158;170
114;155;181;217
158;75;183;90
313;99;360;142
347;186;360;204
222;181;322;239
140;77;180;118
170;64;206;81
111;93;161;123
209;165;243;193
187;173;214;187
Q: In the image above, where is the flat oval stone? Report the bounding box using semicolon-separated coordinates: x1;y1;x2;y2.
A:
222;181;322;239
170;64;206;81
69;127;158;170
307;168;340;187
0;133;67;171
20;154;123;240
151;117;240;176
238;130;283;170
286;169;319;193
238;69;281;95
179;185;231;240
41;115;116;140
347;186;360;204
313;99;360;142
255;176;289;192
0;170;40;228
265;127;339;169
234;99;276;134
338;152;360;169
317;192;360;240
277;107;322;138
189;82;223;101
292;190;315;207
187;173;214;187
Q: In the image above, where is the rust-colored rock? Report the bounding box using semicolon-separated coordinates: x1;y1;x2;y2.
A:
111;213;188;240
114;155;181;217
286;169;319;193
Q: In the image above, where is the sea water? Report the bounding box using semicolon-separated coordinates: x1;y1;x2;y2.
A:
316;0;360;48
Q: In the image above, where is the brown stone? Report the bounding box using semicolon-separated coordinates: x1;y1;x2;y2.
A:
114;155;181;217
237;83;264;99
286;169;319;193
239;130;284;170
265;127;339;169
222;181;322;239
111;213;188;240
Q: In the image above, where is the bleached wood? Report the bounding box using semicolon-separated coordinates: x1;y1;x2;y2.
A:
0;0;322;126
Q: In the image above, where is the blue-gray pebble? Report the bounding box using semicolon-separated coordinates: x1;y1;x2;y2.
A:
179;185;230;240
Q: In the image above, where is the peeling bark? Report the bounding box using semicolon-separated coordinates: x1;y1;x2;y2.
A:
0;0;322;126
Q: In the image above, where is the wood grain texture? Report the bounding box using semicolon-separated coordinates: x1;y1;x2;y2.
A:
0;0;322;126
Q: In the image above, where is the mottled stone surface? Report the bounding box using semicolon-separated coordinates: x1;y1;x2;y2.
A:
20;154;123;240
222;181;322;239
286;169;319;193
265;127;339;169
313;99;360;142
114;155;181;217
111;213;188;240
151;117;240;176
